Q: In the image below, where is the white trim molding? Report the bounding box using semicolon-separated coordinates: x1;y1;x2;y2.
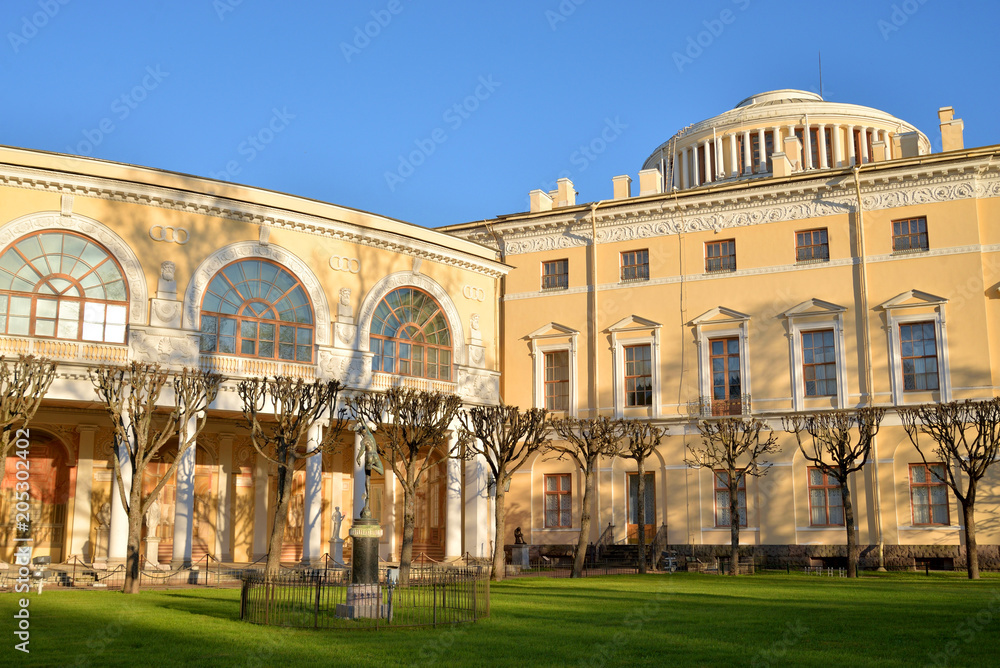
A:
607;315;662;418
527;322;579;417
690;307;751;415
781;299;849;411
878;290;951;405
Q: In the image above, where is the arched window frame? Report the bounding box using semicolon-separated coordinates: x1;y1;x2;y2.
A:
198;259;315;363
370;287;453;381
0;230;130;344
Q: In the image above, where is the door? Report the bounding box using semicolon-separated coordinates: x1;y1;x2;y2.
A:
627;472;655;544
710;337;742;415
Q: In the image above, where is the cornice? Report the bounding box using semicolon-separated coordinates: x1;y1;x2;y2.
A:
460;158;1000;257
0;163;507;279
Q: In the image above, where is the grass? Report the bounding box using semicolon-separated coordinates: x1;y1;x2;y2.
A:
9;571;1000;667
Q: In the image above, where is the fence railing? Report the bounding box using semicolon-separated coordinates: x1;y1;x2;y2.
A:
240;565;489;630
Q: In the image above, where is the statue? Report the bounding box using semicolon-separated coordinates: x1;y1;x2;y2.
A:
514;527;525;544
338;287;353;320
157;260;178;300
97;502;112;528
145;497;161;533
354;421;383;519
332;506;344;540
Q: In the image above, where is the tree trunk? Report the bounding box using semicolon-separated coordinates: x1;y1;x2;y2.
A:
123;483;143;594
264;458;292;580
842;477;858;578
571;469;595;578
636;459;647;574
729;473;740;576
492;477;507;581
399;483;416;585
963;498;979;580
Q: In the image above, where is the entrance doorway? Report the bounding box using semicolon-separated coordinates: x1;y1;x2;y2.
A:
626;472;655;544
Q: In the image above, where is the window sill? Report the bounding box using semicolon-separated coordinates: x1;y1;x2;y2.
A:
704;527;758;532
539;528;581;532
899;525;960;531
891;248;930;256
540;286;569;292
704;268;737;275
795;258;830;266
619;277;650;284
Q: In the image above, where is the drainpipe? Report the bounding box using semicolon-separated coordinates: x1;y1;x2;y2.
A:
589;200;608;418
486;223;505;404
852;165;885;571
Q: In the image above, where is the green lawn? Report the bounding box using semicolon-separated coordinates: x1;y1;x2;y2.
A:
8;572;1000;667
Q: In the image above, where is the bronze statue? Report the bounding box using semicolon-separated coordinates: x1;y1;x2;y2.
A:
514;527;525;544
354;420;384;519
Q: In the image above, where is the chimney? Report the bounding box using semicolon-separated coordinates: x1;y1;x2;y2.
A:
529;189;552;213
899;132;920;158
871;141;887;162
938;106;964;152
638;168;662;196
555;178;576;207
612;175;632;200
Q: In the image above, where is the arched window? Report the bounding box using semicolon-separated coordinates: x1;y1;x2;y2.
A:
0;231;128;343
198;259;314;363
371;287;452;380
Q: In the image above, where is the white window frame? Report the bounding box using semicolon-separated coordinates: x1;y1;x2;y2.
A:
782;300;848;411
690;307;751;415
880;291;950;405
609;316;662;418
528;322;579;417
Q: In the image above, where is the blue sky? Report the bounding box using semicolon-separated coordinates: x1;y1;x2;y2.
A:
2;1;996;228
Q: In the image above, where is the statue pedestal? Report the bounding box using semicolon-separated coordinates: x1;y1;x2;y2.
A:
512;544;530;567
335;583;387;619
144;537;168;570
92;527;110;568
349;518;383;585
330;538;345;565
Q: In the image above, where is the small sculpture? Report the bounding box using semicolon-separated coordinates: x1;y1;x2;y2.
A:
97;502;112;528
338;287;353;320
145;497;161;533
160;261;176;282
514;527;526;544
354;421;384;519
332;506;344;540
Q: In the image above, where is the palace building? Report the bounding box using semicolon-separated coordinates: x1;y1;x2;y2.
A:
4;89;1000;570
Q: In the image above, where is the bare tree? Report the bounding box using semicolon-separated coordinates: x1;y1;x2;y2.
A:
686;417;779;576
620;420;667;574
90;364;221;593
0;355;57;463
899;399;1000;579
350;387;462;585
783;408;884;578
548;416;628;578
238;377;347;580
457;404;549;581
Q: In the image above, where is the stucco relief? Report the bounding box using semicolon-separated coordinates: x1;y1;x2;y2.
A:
130;329;199;367
318;349;370;388
457;368;500;404
0;212;148;324
183;241;331;346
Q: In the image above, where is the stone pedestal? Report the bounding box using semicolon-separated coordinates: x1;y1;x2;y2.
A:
144;536;161;569
512;544;530;568
335;583;387;619
92;527;110;568
330;538;345;565
349;518;383;585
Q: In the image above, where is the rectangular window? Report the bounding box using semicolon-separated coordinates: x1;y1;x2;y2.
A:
892;217;928;252
710;337;741;415
802;329;837;397
714;470;747;527
705;239;736;273
750;130;774;174
796;228;829;262
620;250;649;282
541;259;569;290
544;474;572;528
624;344;652;407
808;468;844;526
910;463;949;525
544;350;569;411
900;322;939;391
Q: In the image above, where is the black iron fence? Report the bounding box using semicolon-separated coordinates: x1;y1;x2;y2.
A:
240;566;489;630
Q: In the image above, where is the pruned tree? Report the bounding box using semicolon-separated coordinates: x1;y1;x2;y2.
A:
621;420;667;574
783;408;885;578
351;387;462;585
457;404;549;581
899;399;1000;579
0;355;57;463
90;363;221;594
548;416;629;578
686;417;779;576
238;376;348;580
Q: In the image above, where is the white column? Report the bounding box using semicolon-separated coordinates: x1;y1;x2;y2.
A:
770;126;781;170
818;124;829;169
301;423;324;565
728;133;738;177
848;125;857;165
252;452;269;560
701;140;712;184
682;147;691;188
803;120;814;170
860;127;870;163
742;130;752;175
172;416;196;568
672;150;681;190
691;143;700;186
445;433;463;559
833;124;844;167
757;128;767;173
463;453;490;558
69;425;97;559
352;430;365;519
108;416;132;565
217;434;234;561
382;465;396;560
883;129;893;159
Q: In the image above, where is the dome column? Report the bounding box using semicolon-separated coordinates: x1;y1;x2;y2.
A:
682;147;691;189
833;124;844;167
728;133;738;178
860;127;870;164
701;139;712;184
742;130;752;175
691;145;700;187
847;125;857;166
818;124;829;169
757;128;768;173
803;118;814;170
